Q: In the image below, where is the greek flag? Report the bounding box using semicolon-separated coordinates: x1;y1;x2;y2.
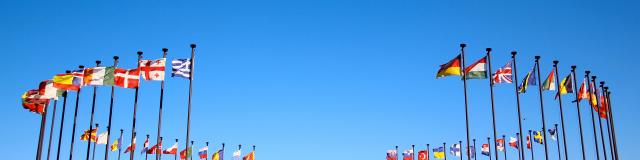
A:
172;59;191;78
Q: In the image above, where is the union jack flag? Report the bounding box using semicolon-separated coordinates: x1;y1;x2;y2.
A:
492;61;513;84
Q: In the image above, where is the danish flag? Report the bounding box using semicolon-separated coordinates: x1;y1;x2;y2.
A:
139;58;166;81
115;68;140;89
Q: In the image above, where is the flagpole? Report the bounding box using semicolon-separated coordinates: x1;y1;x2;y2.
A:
584;71;601;160
175;139;178;160
600;83;614;160
554;124;561;160
222;143;226;159
427;143;430;160
130;51;143;160
502;135;507;160
533;56;550;160
56;91;68;160
92;124;98;160
444;143;447;160
159;137;163;160
238;144;242;160
118;129;123;160
412;144;415;160
552;61;569;160
36;95;49;160
473;139;477;160
570;66;587;160
395;146;398;160
591;76;608;160
488;137;492;160
528;130;534;160
459;141;463;160
516;133;521;160
86;60;101;160
46;99;58;160
206;142;210;160
486;48;500;160
604;88;619;160
156;48;168;160
69;65;85;160
146;134;150;160
191;141;194;160
511;51;526;160
105;56;119;160
185;44;196;160
458;44;473;160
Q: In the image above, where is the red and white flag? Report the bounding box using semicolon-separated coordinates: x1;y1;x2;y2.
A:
492;60;513;84
139;58;166;81
124;137;136;153
147;142;162;154
115;68;140;89
163;142;178;154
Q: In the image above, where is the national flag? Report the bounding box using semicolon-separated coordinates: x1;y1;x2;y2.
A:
21;90;50;114
576;78;590;102
52;73;81;91
387;149;398;160
496;138;505;152
38;80;62;100
141;137;149;154
124;137;136;153
467;146;475;158
548;128;557;141
114;68;140;89
172;59;192;79
492;60;513;84
163;142;178;154
432;147;445;159
402;150;414;160
147;142;162;154
84;67;116;86
526;135;531;149
588;82;598;107
80;128;98;142
450;144;461;157
481;144;490;156
232;149;241;160
436;54;462;78
542;69;556;91
518;65;537;93
464;56;487;79
180;147;192;160
140;58;166;81
417;150;429;160
555;74;573;99
534;131;544;144
242;151;254;160
212;150;223;160
71;69;84;87
598;92;609;119
199;146;208;159
110;137;121;151
96;131;108;144
509;137;518;149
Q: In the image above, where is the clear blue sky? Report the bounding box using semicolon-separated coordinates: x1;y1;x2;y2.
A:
1;0;638;160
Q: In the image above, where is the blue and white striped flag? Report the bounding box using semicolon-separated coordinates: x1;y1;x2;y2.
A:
172;59;191;78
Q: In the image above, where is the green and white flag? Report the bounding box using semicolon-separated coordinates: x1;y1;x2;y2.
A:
464;56;487;79
84;67;116;86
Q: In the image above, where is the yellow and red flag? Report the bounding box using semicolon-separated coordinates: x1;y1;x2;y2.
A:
80;128;98;142
436;54;462;78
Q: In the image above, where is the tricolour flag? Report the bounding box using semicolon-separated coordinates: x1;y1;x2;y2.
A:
481;144;490;156
509;137;518;149
450;144;461;157
96;131;108;144
402;150;414;160
436;54;462;78
464;56;487;79
432;147;445;159
518;65;537;93
172;59;192;79
124;137;136;153
84;67;115;86
80;128;98;142
140;58;166;81
387;149;398;160
417;150;428;160
199;146;208;159
180;147;192;160
542;69;556;91
548;128;557;141
232;149;241;160
114;68;140;89
110;137;121;151
556;74;573;99
21;90;50;114
38;80;62;100
52;73;81;91
242;151;254;160
212;150;223;160
492;60;513;84
163;142;178;154
534;131;544;144
496;138;505;152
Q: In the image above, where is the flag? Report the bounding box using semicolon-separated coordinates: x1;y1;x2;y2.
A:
556;74;573;99
84;67;115;86
576;78;590;102
526;135;532;149
534;131;544;144
38;80;62;100
124;137;136;153
542;69;556;91
518;65;537;93
172;59;192;79
598;92;609;119
436;54;462;78
140;58;166;81
588;82;598;107
96;131;108;144
180;147;192;160
432;147;445;159
509;137;518;149
417;150;429;160
114;68;140;89
387;150;398;160
492;60;513;84
242;151;254;160
467;146;475;158
402;150;413;160
52;73;81;91
21;90;50;114
199;146;208;159
163;142;178;154
548;128;557;141
110;137;121;151
141;137;149;154
147;142;162;154
464;56;487;79
212;150;223;160
71;69;84;87
496;138;505;152
232;149;241;160
481;144;490;156
80;128;98;142
450;144;461;157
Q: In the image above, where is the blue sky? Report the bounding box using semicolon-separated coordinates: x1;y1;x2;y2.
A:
1;0;638;160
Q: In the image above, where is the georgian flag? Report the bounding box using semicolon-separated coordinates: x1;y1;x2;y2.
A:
114;68;140;89
139;58;166;81
172;59;192;79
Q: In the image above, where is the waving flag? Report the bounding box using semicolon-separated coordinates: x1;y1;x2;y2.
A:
140;58;166;81
417;150;428;160
432;147;445;159
436;54;462;78
526;135;532;149
114;68;140;89
556;74;573;99
110;137;121;151
576;78;590;102
542;69;556;91
180;147;192;160
163;142;178;154
199;146;208;159
492;60;513;84
212;150;223;160
534;131;544;144
232;149;241;160
464;56;487;79
450;144;461;157
387;149;398;160
71;69;85;87
96;131;108;144
481;144;490;156
52;73;81;91
84;67;115;86
38;80;61;100
496;138;505;152
141;137;149;154
402;150;414;160
549;128;558;141
147;142;162;154
172;59;192;79
21;90;50;114
242;151;254;160
509;137;518;149
518;65;537;93
124;137;136;153
80;128;98;142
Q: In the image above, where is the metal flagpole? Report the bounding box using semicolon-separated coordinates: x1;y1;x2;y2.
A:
175;139;178;160
395;146;399;160
503;135;507;160
486;48;500;160
412;145;415;160
604;88;619;160
69;65;85;160
159;137;163;160
56;91;68;160
552;61;569;160
86;60;101;160
156;48;168;160
427;144;430;160
146;134;150;160
511;51;526;160
222;143;225;160
46;99;58;160
118;129;123;160
528;130;534;160
185;44;196;160
459;43;472;160
516;133;521;160
444;143;447;160
104;56;119;160
206;142;209;160
584;71;600;160
488;137;492;160
600;83;614;160
37;95;49;160
459;141;463;160
191;141;194;160
91;124;98;160
571;66;587;160
533;56;550;160
237;144;241;160
130;51;143;160
555;124;561;160
473;139;477;160
591;76;608;160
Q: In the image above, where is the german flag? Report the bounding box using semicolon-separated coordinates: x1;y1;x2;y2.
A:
436;54;462;78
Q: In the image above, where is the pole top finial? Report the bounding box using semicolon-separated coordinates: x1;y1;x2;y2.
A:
486;48;492;52
176;138;178;142
395;146;398;149
95;123;99;127
592;76;596;79
120;129;123;132
96;60;101;65
585;70;591;74
516;133;519;135
160;137;163;140
473;139;476;141
162;48;168;52
146;134;149;137
191;44;197;48
511;51;517;57
79;65;84;69
604;86;609;90
137;51;143;56
535;55;541;60
600;81;605;85
412;144;415;147
555;123;558;126
571;65;576;70
553;60;559;65
65;70;71;73
460;43;466;48
529;130;532;132
62;91;68;97
113;56;119;60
